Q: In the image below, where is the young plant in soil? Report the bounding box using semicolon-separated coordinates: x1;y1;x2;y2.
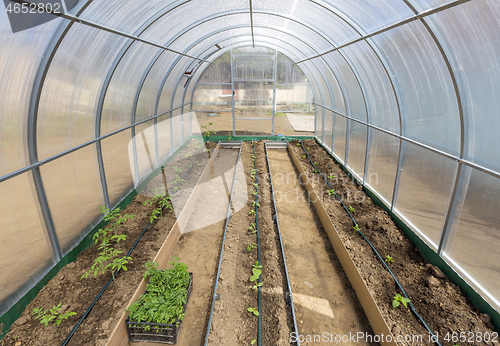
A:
250;261;262;282
126;258;190;326
247;243;256;252
385;255;395;263
392;294;410;309
328;189;335;196
32;303;77;328
348;205;355;213
143;188;173;223
247;307;259;316
249;209;256;215
82;206;136;280
352;224;361;234
201;122;216;141
248;223;257;234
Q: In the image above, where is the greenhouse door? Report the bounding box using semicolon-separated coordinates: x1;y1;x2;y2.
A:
232;52;277;136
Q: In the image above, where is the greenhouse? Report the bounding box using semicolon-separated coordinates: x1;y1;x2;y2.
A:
0;0;499;345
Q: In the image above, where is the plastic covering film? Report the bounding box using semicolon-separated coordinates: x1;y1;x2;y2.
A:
395;141;458;249
333;114;347;163
135;120;157;182
0;13;62;177
341;41;400;133
193;84;233;112
444;168;500;308
157;56;194;112
316;110;323;141
321;0;414;33
0;172;54;312
346;121;367;178
313;58;345;113
157;113;172;161
101;131;134;207
101;43;163;135
371;20;460;152
429;0;500;169
198;51;231;83
172;110;183;150
409;0;457;11
366;129;400;205
324;51;366;121
40;145;104;254
323;110;333;151
37;24;127;160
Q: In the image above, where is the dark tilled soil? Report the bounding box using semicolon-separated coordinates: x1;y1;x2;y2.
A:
1;140;211;346
291;139;499;346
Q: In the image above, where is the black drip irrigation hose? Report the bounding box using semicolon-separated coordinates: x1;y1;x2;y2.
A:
298;140;442;346
204;143;243;346
252;142;262;346
62;151;204;346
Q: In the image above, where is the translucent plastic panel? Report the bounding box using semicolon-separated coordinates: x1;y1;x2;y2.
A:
366;129;400;204
0;13;61;176
371;21;459;153
324;110;334;151
184;112;194;140
333;114;346;163
41;145;104;253
37;24;127;160
252;0;360;46
0;172;53;310
233;46;275;55
79;0;171;32
101;43;162;135
235;58;274;80
277;52;308;84
158;56;194;112
193;84;232;111
322;0;413;33
316;110;323;140
172;111;183;150
101;131;134;207
408;0;456;11
341;41;399;133
199;52;231;83
395;141;458;249
252;14;333;52
444;168;500;308
313;58;345;113
430;0;500;170
235;82;273;101
135;120;156;182
275;85;314;112
323;52;367;121
136;51;178;121
235;101;273;119
346;121;367;178
157;113;172;161
220;37;310;62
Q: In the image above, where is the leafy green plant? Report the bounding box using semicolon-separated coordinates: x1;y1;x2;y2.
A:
313;162;317;165
252;282;263;290
250;261;262;282
302;155;306;159
296;142;301;146
392;294;410;308
247;243;256;252
127;258;190;326
306;147;310;151
313;169;318;173
252;201;260;208
385;255;395;263
348;206;355;213
249;209;256;215
247;307;259;316
328;189;335;196
249;223;257;234
251;189;257;195
82;207;135;280
252;182;258;188
201;122;216;140
251;339;257;345
353;224;361;234
173;166;183;173
32;303;77;328
227;132;232;141
143;188;173;223
328;174;336;180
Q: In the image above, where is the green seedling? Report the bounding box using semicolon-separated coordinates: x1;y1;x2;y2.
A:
249;209;256;215
227;132;232;141
82;207;136;280
306;147;310;151
392;294;410;308
173;166;183;173
252;201;260;208
353;224;361;234
250;262;262;282
251;339;257;345
328;189;335;196
249;223;257;233
252;182;258;188
328;174;336;180
297;142;301;146
313;169;318;173
385;255;395;263
247;307;259;316
247;243;256;252
348;206;355;213
251;190;257;195
32;303;77;328
313;162;317;165
252;282;263;290
143;188;173;223
201;122;216;140
302;155;306;159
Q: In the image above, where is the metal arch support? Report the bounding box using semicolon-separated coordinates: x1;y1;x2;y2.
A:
25;0;98;262
396;1;467;256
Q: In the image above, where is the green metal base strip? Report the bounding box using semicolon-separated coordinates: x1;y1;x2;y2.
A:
0;137;194;340
207;135;313;143
313;138;500;333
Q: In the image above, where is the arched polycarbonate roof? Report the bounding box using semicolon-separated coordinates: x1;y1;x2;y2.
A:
1;0;500;317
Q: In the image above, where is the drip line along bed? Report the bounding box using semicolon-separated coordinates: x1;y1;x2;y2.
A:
1;139;498;346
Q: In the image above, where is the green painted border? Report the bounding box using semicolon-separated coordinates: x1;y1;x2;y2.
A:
207;135;313;142
313;138;500;332
0;138;193;340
